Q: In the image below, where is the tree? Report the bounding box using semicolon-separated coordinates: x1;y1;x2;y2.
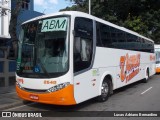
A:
123;16;148;36
9;0;24;58
63;0;160;43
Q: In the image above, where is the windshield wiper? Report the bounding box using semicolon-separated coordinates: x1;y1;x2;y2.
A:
37;58;50;78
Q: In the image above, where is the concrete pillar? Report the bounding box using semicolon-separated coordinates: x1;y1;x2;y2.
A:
0;0;11;37
4;50;9;87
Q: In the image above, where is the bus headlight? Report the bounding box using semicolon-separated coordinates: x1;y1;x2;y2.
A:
16;82;23;89
47;82;70;93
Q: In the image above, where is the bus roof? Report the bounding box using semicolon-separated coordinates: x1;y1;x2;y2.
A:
22;11;154;43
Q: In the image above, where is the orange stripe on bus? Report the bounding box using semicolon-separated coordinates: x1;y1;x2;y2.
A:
156;67;160;73
16;84;76;105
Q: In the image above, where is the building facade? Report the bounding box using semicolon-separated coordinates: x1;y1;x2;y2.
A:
0;0;11;38
0;0;43;38
0;0;43;87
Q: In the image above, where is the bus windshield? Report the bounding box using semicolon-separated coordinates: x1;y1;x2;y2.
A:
17;16;69;78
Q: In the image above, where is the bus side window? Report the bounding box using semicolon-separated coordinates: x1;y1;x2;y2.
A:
74;17;93;73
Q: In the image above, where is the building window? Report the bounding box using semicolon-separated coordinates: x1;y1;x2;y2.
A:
22;0;30;10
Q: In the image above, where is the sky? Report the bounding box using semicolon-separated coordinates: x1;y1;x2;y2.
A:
34;0;74;14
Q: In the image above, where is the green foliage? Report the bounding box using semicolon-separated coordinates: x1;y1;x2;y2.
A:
63;0;160;43
123;16;148;36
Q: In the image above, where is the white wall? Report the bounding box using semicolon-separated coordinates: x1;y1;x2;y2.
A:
0;0;11;37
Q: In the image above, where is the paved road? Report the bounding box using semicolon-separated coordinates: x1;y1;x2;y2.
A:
2;75;160;120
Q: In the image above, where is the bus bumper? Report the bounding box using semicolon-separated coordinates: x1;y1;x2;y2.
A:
16;85;76;105
156;67;160;73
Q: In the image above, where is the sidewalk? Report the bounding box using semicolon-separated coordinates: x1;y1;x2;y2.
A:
0;85;23;111
0;86;15;94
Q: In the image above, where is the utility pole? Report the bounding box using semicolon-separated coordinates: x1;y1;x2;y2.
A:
89;0;91;14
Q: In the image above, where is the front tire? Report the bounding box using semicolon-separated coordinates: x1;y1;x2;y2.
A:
97;79;110;102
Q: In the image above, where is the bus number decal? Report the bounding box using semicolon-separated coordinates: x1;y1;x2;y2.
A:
120;53;140;83
44;80;56;84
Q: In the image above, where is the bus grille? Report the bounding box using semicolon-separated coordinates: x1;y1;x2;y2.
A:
23;87;47;93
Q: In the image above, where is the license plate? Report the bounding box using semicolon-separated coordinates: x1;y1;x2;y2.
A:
29;94;39;100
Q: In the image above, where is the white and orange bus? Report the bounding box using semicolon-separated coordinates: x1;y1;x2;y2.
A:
16;11;155;105
155;45;160;73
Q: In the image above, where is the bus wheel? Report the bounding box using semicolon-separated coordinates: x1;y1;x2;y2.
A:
97;79;110;102
143;69;149;83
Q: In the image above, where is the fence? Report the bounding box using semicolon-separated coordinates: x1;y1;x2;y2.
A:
0;47;16;87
